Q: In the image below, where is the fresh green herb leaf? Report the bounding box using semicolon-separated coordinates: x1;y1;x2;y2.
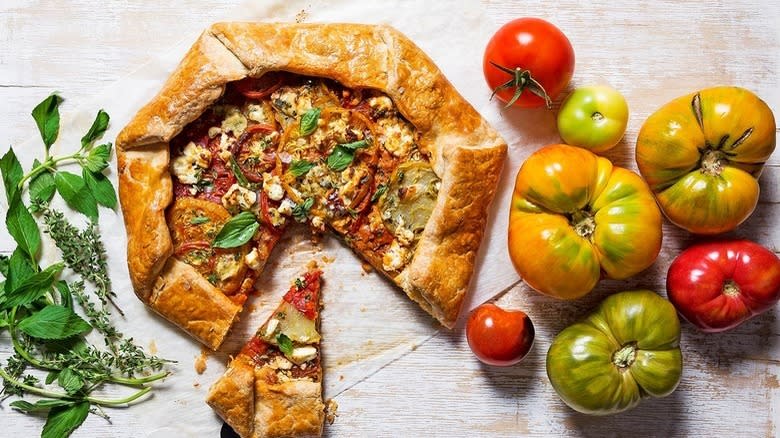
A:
212;211;259;249
0;148;23;202
5;247;34;293
18;304;91;340
45;369;60;385
295;278;305;289
11;399;74;413
82;143;112;173
81;109;110;148
299;107;321;136
339;139;370;151
289;159;315;178
54;171;99;220
276;333;294;356
0;254;9;278
228;156;250;187
397;170;405;182
55;280;74;309
190;216;210;225
326;146;353;172
42;401;90;438
371;184;387;203
292;198;314;223
31;94;64;150
0;310;8;329
82;168;117;209
29;160;56;207
207;273;218;285
6;192;41;259
57;367;85;394
5;263;64;308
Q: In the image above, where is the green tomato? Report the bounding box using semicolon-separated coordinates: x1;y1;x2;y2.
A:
557;85;629;153
546;290;683;415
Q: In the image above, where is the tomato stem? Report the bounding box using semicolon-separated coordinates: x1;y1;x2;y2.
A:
700;149;725;176
570;210;596;239
488;61;553;109
722;280;741;297
612;342;637;369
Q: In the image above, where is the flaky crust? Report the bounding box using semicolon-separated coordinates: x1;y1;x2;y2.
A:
117;23;506;335
206;356;324;438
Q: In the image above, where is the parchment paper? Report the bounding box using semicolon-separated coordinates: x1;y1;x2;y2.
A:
0;0;559;435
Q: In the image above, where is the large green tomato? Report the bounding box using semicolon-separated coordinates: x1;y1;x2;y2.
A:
557;85;629;153
546;290;683;415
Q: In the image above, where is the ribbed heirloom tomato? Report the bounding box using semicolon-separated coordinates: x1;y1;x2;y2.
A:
636;86;776;234
508;145;662;299
483;17;575;108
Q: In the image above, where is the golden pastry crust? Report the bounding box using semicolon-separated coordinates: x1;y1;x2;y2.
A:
117;22;506;338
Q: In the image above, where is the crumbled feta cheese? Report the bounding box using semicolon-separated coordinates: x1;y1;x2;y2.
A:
214;256;240;281
221;108;247;136
378;117;415;157
245;248;263;271
368;96;394;117
221;184;257;213
247;104;267;123
272;86;313;117
277;198;296;216
263;173;285;201
207;126;222;138
311;215;324;230
267;355;293;370
382;240;410;272
291;346;318;363
264;318;279;338
267;207;286;227
171;142;211;184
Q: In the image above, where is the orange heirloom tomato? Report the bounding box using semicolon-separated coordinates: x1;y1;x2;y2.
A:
636;87;776;234
508;145;663;299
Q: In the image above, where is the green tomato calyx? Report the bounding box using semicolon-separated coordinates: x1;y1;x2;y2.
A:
570;210;596;239
612;342;638;369
488;61;552;109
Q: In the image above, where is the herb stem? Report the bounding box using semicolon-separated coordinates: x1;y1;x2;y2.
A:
16;152;82;190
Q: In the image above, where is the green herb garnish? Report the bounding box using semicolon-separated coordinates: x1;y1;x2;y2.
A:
299;107;321;136
212;211;259;248
190;216;210;225
289;159;315;178
326;139;369;172
371;184;388;203
276;333;294;356
292;198;314;223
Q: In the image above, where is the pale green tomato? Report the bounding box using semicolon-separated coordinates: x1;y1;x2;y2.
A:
557;85;629;153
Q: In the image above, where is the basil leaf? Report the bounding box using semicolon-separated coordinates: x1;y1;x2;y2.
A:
289;159;315;178
371;184;387;203
11;398;74;413
31;94;64;150
228;156;250;187
190;216;210;225
5;247;35;293
299;107;321;137
82;143;112;173
29;160;56;207
276;333;294;356
212;211;259;249
42;401;89;438
292;198;314;223
6;192;41;259
340;139;369;151
54;171;98;220
326;146;353;172
18;304;91;340
57;367;85;394
80;109;110;148
82;168;117;209
5;262;64;308
0;148;23;202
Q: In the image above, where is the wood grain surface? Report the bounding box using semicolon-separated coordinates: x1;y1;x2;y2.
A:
1;0;779;436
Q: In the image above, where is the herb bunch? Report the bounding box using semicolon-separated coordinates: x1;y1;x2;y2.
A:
0;95;172;438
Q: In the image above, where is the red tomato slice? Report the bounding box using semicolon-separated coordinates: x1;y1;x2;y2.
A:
283;270;322;320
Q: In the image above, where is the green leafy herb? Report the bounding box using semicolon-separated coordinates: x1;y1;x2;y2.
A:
17;305;91;340
11;398;74;413
299;107;321;136
228;156;250;187
29;160;56;207
54;171;99;220
326;139;369;172
4;262;64;308
31;94;64;150
190;216;210;225
295;278;305;289
213;211;259;248
292;198;314;223
42;402;90;438
276;333;294;356
6;247;35;292
82;168;117;209
207;273;218;285
371;184;387;203
57;367;85;394
80;110;110;148
6;192;41;259
83;143;112;173
289;159;315;178
0;148;23;202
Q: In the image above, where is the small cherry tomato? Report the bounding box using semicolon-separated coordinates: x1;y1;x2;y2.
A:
483;17;575;108
557;85;629;153
466;303;535;366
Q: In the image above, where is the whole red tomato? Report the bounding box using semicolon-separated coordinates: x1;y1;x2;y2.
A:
483;17;575;108
667;240;780;332
466;303;535;366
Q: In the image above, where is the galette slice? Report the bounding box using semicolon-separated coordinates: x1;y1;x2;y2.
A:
207;269;325;438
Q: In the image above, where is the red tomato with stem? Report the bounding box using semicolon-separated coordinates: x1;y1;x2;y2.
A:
466;303;535;366
483;17;575;108
666;240;780;332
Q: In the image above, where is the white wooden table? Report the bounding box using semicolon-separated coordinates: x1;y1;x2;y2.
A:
1;0;778;436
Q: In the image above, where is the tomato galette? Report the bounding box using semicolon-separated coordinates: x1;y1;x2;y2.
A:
207;269;324;438
116;23;506;350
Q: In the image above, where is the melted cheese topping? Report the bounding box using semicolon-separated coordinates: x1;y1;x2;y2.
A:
377;117;415;157
382;240;410;272
171;142;211;184
221;183;257;213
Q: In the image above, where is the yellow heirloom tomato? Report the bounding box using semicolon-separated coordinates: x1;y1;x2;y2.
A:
508;145;662;299
636;86;776;234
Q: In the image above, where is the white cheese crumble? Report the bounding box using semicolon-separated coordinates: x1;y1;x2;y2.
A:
214;256;239;281
278;198;296;216
247;104;267;123
311;215;324;230
221;108;248;136
368;96;394;116
171;142;211;185
378;117;415;157
291;346;318;363
267;207;286;227
267;355;293;370
264;318;279;338
244;248;263;272
382;240;410;272
221;183;257;213
263;173;285;201
207;126;222;138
